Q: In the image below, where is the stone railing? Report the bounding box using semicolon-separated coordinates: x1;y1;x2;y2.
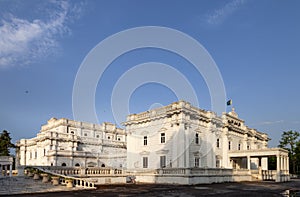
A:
161;168;186;175
191;168;233;175
45;167;243;178
262;170;276;180
31;167;96;189
44;167;124;177
0;156;13;163
157;168;233;176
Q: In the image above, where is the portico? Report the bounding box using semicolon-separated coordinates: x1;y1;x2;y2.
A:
0;156;13;177
228;148;289;182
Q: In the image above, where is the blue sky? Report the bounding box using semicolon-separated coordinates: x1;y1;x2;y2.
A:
0;0;299;148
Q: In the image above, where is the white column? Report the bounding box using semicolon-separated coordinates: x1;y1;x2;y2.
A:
247;155;251;170
280;156;284;170
287;157;289;172
284;156;287;170
9;164;12;177
261;157;268;170
276;155;280;172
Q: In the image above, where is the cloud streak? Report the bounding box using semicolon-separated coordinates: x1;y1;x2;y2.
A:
206;0;247;25
0;1;83;69
251;120;300;126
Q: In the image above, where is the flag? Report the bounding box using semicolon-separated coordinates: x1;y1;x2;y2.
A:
227;99;232;106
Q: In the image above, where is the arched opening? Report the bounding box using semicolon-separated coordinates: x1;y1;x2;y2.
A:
75;163;80;167
101;164;105;167
62;163;66;166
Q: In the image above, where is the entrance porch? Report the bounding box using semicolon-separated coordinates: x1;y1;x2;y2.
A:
228;148;289;182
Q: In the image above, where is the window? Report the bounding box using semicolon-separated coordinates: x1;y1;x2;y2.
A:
144;136;147;146
35;151;37;158
30;152;32;159
43;149;46;156
194;157;200;167
216;159;221;168
216;138;220;148
108;136;111;140
62;163;66;167
160;156;166;168
84;133;87;136
143;157;148;168
161;133;165;143
195;133;199;144
228;141;231;150
96;135;99;138
238;144;241;150
247;145;250;150
118;138;121;141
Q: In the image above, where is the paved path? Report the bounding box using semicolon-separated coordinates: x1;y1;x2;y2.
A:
4;179;300;196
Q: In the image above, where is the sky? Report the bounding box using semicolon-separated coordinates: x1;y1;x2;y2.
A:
0;0;299;148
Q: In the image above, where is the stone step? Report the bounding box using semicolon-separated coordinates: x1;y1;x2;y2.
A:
0;176;87;195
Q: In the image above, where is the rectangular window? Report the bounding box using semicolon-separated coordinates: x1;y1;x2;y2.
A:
35;151;37;159
247;145;250;150
216;159;220;168
161;133;165;143
228;141;231;150
238;144;241;150
194;157;200;167
144;136;147;146
216;139;220;148
160;156;166;168
43;149;46;156
195;133;199;144
143;157;148;168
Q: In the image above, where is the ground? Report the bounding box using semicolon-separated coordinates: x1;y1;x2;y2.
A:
8;179;300;197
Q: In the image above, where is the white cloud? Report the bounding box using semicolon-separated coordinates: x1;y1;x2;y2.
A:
0;1;82;69
206;0;247;25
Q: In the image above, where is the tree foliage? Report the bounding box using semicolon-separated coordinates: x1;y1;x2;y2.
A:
0;130;15;156
278;130;300;174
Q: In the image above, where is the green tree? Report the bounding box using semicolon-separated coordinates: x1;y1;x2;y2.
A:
295;141;300;174
278;130;300;174
0;130;15;156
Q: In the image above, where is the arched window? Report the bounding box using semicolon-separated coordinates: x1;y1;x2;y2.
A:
62;163;66;166
101;164;105;167
216;138;220;148
75;163;80;167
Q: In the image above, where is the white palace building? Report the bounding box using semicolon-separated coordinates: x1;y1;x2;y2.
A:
17;118;127;168
16;100;290;183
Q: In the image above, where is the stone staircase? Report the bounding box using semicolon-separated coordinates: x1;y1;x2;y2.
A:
0;176;83;196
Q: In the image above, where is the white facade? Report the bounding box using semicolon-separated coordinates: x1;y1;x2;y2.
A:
125;100;270;170
16;118;126;168
16;100;290;183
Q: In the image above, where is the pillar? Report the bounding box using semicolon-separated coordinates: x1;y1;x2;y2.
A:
282;156;284;171
287;157;289;172
261;157;268;170
9;164;12;177
276;155;280;172
247;156;251;170
4;165;7;176
283;156;286;171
